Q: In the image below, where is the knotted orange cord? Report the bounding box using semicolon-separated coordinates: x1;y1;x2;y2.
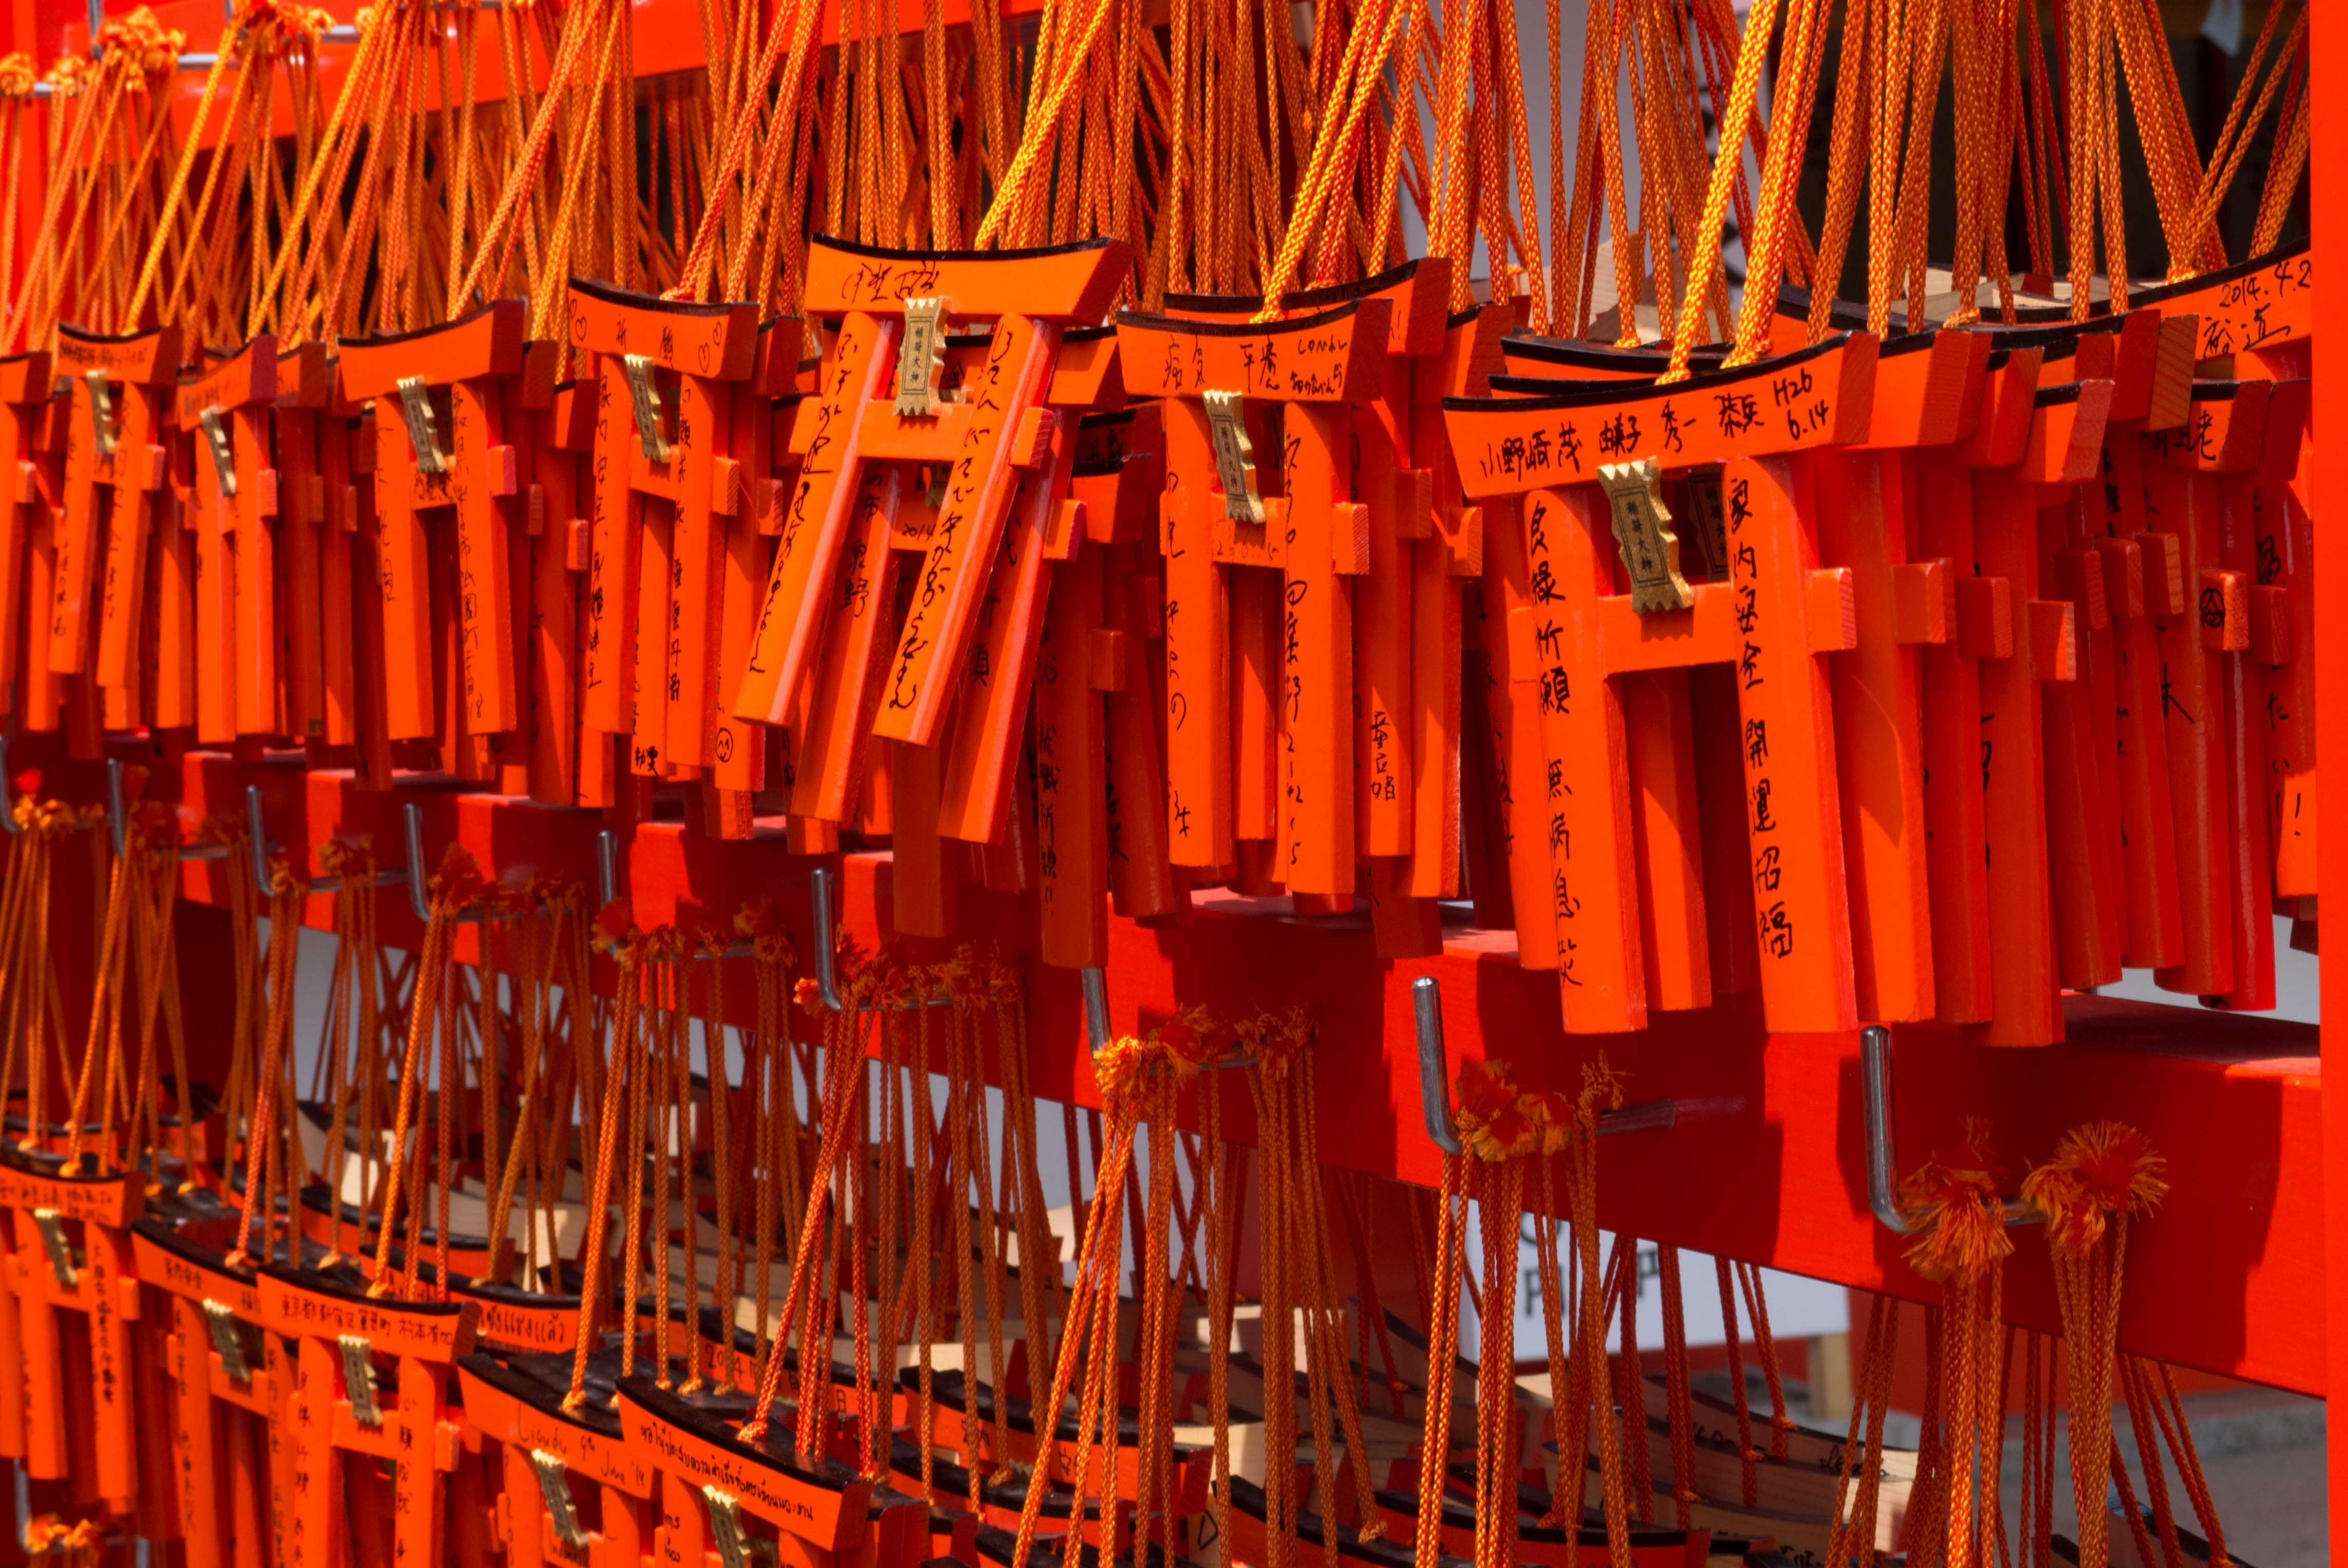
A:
1242;1008;1385;1560
738;901;800;1368
62;801;147;1175
1822;1292;1901;1568
1254;0;1407;319
1711;1257;1760;1505
1567;1060;1633;1558
2021;1125;2167;1568
562;900;651;1412
1662;0;1793;375
22;1516;104;1567
0;61;34;318
0;798;91;1162
958;967;1024;1493
2173;0;2304;283
1726;0;1832;360
1732;1260;1795;1460
968;0;1122;251
2129;1355;2232;1568
978;961;1061;1430
1446;1059;1545;1568
2249;36;2308;258
477;885;566;1285
3;11;180;350
365;847;487;1299
227;868;305;1268
734;940;870;1449
933;973;982;1498
902;974;943;1502
116;808;190;1185
1896;1119;2014;1567
1200;1084;1239;1568
308;842;382;1265
1654;1246;1698;1524
630;928;671;1383
122;0;264;331
1408;1151;1464;1568
524;895;592;1290
693;928;738;1394
1004;1020;1198;1568
1608;1237;1653;1519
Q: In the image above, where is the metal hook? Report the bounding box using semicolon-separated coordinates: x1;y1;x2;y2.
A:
1081;968;1110;1053
1413;974;1682;1155
594;829;753;958
1861;1025;2042;1233
106;759;228;862
0;733;93;837
807;864;953;1012
400;802;496;924
243;786;410;897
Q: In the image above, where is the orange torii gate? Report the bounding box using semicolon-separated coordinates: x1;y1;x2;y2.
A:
1113;299;1392;905
0;348;53;719
1443;332;1886;1034
54;326;178;733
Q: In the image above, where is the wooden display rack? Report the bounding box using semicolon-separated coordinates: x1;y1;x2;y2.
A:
0;0;2338;1552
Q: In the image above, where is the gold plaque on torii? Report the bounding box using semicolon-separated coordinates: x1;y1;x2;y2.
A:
1599;456;1694;614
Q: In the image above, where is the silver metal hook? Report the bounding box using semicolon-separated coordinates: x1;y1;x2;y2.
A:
595;829;752;958
1861;1025;2042;1233
1413;974;1683;1154
807;864;953;1012
400;802;495;924
106;759;228;862
243;785;410;897
1081;968;1110;1053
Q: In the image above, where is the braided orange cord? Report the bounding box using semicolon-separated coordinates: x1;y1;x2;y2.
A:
2177;4;2303;280
1611;1240;1653;1519
1572;1062;1634;1558
738;969;866;1447
1654;1246;1696;1525
2148;1360;2230;1566
1287;1028;1386;1543
1528;1163;1572;1528
1408;1152;1464;1568
2116;1355;2186;1568
228;876;305;1267
1734;1261;1793;1460
1659;0;1779;376
1005;1036;1146;1568
2023;1123;2167;1568
1473;1157;1525;1568
1728;0;1830;359
2250;43;2309;257
1256;0;1400;317
63;820;133;1172
1895;0;1948;329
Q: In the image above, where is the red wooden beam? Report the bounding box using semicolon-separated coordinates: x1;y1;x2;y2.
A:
26;738;2326;1398
2307;0;2346;1541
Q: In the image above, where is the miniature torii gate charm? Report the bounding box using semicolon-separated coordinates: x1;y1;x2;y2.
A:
176;339;283;741
2141;378;2274;1008
1970;376;2109;1045
564;279;760;816
1443;332;1882;1034
0;349;53;715
1114;300;1390;899
261;1269;481;1568
338;301;535;763
131;1216;285;1568
1;1154;145;1515
55;326;179;718
732;237;1129;754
